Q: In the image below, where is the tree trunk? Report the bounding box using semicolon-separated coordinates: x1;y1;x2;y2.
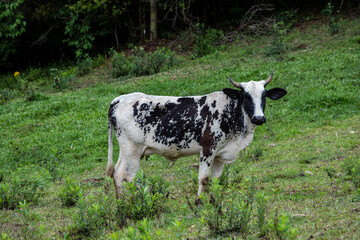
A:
150;0;157;41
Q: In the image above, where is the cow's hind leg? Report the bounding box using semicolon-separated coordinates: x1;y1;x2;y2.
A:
113;143;142;199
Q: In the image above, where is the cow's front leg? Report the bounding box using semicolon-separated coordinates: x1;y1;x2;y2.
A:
211;158;225;179
195;154;215;205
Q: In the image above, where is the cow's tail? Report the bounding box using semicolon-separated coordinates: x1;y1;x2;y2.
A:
106;119;114;178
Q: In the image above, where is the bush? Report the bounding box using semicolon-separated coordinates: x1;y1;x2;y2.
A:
111;52;132;77
265;22;287;57
67;194;107;239
77;56;93;76
0;165;51;209
322;2;339;35
193;25;224;58
267;208;298;240
57;177;83;207
115;171;170;227
197;177;254;237
112;47;179;78
18;201;45;240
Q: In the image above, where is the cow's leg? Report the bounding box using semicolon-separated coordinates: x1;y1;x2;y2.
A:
113;143;142;199
211;158;225;179
196;154;215;205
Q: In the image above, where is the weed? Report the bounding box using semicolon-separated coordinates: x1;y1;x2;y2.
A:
115;171;170;227
172;219;187;240
265;21;287;57
92;54;106;68
67;194;106;239
322;2;339;35
25;86;48;102
256;191;269;236
18;201;45;240
342;154;360;187
112;218;155;240
77;56;93;76
0;165;51;209
197;177;254;237
267;208;298;240
57;177;83;207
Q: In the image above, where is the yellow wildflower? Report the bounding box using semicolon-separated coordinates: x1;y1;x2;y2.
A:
14;71;20;77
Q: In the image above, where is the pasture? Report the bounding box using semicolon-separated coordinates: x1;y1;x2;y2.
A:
1;17;360;239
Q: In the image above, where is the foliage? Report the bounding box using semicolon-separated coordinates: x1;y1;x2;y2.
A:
342;154;360;188
109;218;155;240
267;208;298;240
77;56;94;76
255;191;269;236
322;2;339;35
0;0;26;67
57;177;83;207
18;201;45;240
265;21;287;56
0;165;51;209
193;24;224;58
64;13;95;60
67;194;107;239
196;177;254;237
112;47;179;78
116;171;170;227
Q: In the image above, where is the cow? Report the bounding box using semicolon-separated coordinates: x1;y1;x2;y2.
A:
106;72;287;202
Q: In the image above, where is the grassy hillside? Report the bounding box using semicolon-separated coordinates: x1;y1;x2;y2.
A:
1;17;360;239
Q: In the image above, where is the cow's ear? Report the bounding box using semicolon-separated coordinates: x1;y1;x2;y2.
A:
266;88;287;100
222;88;242;99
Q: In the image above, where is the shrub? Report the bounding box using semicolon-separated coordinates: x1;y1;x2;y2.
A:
67;194;107;239
197;177;254;237
57;177;83;207
255;191;269;236
265;22;287;57
193;25;224;58
109;218;155;240
18;201;45;240
92;53;106;68
77;56;93;76
115;171;170;227
112;47;179;78
0;165;51;209
322;2;339;35
50;68;75;90
267;208;298;240
112;52;133;77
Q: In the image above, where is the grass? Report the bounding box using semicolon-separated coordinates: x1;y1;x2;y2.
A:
1;16;360;239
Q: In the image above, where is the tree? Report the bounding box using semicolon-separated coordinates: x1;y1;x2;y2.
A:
150;0;157;41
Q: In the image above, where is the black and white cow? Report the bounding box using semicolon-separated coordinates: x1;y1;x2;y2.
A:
106;72;287;201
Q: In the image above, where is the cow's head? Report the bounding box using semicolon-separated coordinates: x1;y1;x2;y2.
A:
222;72;287;125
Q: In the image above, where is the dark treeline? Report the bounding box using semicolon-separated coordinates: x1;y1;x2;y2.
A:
0;0;358;71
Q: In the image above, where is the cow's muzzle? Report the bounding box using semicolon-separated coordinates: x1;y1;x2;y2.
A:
251;116;266;125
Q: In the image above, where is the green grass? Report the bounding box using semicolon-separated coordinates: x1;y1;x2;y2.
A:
1;17;360;239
